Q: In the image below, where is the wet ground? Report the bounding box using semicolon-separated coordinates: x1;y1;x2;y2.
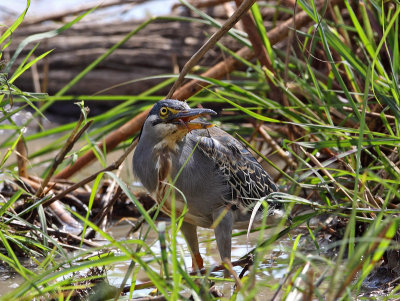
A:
0;219;289;298
108;223;288;299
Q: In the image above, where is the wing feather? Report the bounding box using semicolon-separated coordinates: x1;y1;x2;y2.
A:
196;131;277;209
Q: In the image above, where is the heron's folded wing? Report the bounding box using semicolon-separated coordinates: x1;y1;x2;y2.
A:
196;132;277;205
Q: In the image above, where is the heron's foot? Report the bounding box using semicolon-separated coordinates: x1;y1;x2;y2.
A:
192;252;204;271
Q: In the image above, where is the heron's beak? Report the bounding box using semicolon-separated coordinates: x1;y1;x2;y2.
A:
170;108;217;131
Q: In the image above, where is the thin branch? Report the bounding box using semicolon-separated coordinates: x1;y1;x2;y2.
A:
223;258;242;289
54;109;147;180
84;186;123;239
342;106;396;121
36;107;91;197
16;138;28;178
259;125;297;168
166;0;256;99
44;139;138;208
301;147;353;202
234;0;271;68
172;0;341;100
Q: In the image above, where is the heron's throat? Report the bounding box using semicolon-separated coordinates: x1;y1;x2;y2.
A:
154;129;187;152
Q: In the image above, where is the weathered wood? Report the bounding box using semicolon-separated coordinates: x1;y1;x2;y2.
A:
6;19;241;96
20;0;148;26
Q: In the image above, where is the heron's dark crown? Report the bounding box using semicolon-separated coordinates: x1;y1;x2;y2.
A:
148;99;189;117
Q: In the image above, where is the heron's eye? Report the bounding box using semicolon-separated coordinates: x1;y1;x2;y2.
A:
159;107;168;117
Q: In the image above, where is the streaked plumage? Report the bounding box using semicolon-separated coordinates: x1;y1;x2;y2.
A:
197;131;278;207
132;99;282;269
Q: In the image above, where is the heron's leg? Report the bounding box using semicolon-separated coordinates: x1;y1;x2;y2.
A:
212;207;233;263
181;221;204;270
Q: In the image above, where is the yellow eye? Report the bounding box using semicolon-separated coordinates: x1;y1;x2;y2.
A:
160;107;168;117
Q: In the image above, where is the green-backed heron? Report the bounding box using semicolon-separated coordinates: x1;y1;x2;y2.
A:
133;99;282;269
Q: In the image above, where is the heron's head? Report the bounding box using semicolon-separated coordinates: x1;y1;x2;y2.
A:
140;99;217;145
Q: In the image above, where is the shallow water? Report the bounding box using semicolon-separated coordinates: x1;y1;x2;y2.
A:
0;220;288;298
106;221;289;299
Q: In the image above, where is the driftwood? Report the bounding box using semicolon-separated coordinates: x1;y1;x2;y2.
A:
6;18;242;97
20;0;148;26
5;0;295;99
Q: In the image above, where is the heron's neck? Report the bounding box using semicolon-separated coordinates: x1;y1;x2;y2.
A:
154;131;188;153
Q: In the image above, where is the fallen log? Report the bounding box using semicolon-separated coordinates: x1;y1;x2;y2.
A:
6;18;242;96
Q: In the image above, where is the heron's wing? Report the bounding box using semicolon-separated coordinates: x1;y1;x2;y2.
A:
196;128;277;206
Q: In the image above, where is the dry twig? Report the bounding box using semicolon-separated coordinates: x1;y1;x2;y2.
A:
54;110;146;180
16;138;28;178
36;107;91;197
44;139;138;208
166;0;256;99
223;258;242;289
234;0;271;68
172;0;341;100
84;186;123;239
259;125;297;168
